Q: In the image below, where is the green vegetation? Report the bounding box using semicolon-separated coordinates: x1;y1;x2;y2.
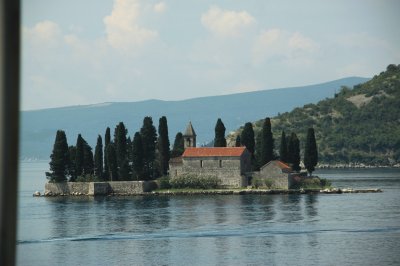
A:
245;64;400;166
94;135;103;180
304;128;318;175
103;127;111;180
140;117;157;180
251;178;273;189
171;132;184;158
288;133;301;171
279;131;288;163
256;117;274;167
46;130;69;182
290;176;331;189
160;175;221;189
158;116;170;176
214;118;227;147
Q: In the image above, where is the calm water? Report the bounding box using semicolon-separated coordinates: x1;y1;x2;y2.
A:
17;162;400;265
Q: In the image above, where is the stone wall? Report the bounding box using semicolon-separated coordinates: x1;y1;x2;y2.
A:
253;163;290;189
45;181;156;196
180;156;247;188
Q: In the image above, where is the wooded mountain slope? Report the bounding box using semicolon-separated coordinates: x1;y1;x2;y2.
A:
245;64;400;165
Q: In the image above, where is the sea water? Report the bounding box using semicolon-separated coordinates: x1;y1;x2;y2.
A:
17;162;400;265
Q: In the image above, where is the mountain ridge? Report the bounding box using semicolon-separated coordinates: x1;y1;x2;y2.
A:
21;76;368;160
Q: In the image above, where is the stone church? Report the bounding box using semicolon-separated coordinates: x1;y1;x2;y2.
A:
169;122;292;189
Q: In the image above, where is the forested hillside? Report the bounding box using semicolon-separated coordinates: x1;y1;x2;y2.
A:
237;65;400;166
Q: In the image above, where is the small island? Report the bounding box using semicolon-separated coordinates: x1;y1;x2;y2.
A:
42;117;381;197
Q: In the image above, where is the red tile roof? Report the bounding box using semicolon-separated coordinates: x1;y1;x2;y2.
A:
182;147;247;158
276;161;291;170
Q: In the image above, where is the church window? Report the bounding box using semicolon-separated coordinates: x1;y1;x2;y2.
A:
219;160;222;168
200;160;203;168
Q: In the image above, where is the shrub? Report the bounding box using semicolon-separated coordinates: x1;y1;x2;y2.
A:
75;174;101;182
290;176;331;189
170;174;220;189
158;176;172;189
252;178;273;189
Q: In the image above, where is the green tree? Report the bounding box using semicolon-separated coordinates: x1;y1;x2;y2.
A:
171;132;184;158
83;140;94;175
140;117;157;180
46;130;69;182
241;122;255;154
288;132;301;172
132;132;144;180
103;127;111;180
106;143;118;181
279;130;288;163
114;122;129;180
214;118;227;147
260;117;274;166
94;135;103;180
158;116;170;176
235;135;241;147
75;134;85;177
304;128;318;175
68;145;77;181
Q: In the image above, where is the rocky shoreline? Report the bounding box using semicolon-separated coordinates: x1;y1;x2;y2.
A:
35;188;383;197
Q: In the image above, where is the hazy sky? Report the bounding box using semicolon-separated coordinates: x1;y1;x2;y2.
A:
22;0;400;110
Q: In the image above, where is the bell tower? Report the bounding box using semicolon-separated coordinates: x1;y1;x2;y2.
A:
183;121;196;148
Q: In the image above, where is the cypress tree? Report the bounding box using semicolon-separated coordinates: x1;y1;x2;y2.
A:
106;143;118;181
288;133;301;172
132;132;144;180
68;145;77;181
114;122;129;180
75;134;85;177
94;135;103;180
140;117;157;180
279;130;288;163
241;122;256;169
158;116;170;176
240;122;255;154
259;117;274;166
214;118;227;147
104;127;111;180
235;135;241;147
304;128;318;176
46;130;69;182
83;140;94;175
171;132;184;158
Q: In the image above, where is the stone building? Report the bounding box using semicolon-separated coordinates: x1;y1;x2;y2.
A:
254;160;292;189
169;122;251;188
169;122;293;189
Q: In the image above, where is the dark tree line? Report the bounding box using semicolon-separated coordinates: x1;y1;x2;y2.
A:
47;116;172;182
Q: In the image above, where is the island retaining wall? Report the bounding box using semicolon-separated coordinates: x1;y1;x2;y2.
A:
45;181;156;196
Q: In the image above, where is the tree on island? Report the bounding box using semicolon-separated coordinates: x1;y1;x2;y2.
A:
171;132;184;158
235;135;241;147
83;140;94;175
140;117;157;180
114;122;129;180
214;118;227;147
132;132;144;180
304;128;318;176
258;117;274;167
158;116;170;176
46;130;70;182
288;132;301;172
241;122;256;169
94;135;103;180
241;122;255;154
103;127;111;180
75;134;85;178
279;130;288;163
106;143;118;181
68;145;77;181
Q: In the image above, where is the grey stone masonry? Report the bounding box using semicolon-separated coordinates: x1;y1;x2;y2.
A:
44;181;156;196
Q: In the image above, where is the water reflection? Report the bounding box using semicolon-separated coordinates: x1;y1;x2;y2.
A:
279;194;303;222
